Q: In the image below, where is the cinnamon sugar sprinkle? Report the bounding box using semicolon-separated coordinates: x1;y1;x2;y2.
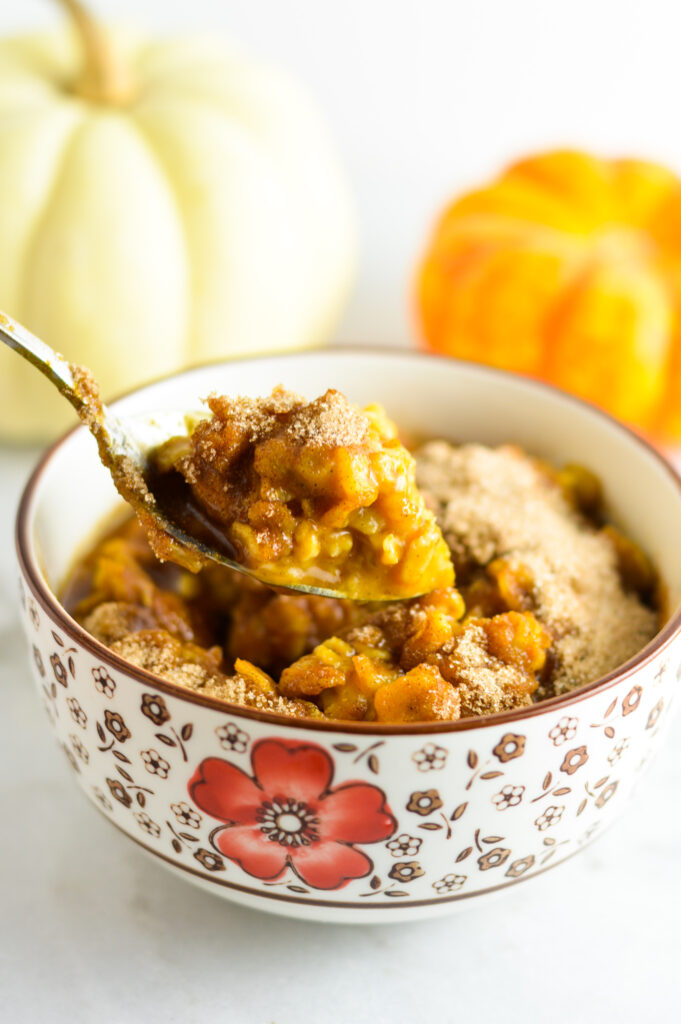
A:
109;631;314;718
415;442;658;696
443;623;534;715
367;597;536;715
203;386;370;449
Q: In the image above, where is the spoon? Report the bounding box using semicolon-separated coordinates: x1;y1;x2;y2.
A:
0;310;351;599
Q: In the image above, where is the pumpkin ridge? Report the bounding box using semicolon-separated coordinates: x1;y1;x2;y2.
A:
126;99;258;364
123;109;192;347
540;250;672;421
17;114;90;317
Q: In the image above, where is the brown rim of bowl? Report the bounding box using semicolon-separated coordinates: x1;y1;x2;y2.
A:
15;346;681;735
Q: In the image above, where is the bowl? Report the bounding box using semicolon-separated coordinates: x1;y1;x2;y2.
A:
15;350;681;924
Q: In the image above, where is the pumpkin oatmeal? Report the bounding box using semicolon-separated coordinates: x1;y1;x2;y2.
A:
414;442;659;697
144;387;454;601
62;430;660;724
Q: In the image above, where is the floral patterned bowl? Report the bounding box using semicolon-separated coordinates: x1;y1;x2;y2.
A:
15;350;681;924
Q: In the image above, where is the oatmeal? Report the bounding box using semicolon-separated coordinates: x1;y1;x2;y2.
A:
62;435;660;724
277;594;551;721
145;387;454;600
415;442;659;696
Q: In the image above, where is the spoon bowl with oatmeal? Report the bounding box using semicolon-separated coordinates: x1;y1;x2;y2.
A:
0;312;452;600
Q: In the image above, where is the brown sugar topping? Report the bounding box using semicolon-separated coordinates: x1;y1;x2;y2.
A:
109;630;317;719
151;386;453;600
415;442;658;694
286;389;371;448
441;623;534;716
203;387;304;445
199;387;370;450
83;602;158;645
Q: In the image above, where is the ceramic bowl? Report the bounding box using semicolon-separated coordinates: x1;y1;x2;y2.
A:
15;350;681;924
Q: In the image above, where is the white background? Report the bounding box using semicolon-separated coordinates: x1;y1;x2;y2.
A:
2;2;681;1022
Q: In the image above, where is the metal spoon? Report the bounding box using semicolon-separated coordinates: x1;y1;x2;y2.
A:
0;310;351;599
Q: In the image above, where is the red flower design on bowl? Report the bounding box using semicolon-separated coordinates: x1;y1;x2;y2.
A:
188;739;396;890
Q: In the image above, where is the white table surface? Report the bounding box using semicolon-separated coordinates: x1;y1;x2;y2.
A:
1;443;680;1024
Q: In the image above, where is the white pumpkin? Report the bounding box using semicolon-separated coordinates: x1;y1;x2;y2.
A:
0;0;356;440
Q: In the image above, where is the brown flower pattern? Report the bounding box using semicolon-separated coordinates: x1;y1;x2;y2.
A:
412;743;448;771
646;700;664;730
62;744;80;773
386;834;422;858
534;805;564;831
478;847;511;871
505;855;536;878
194;848;225;872
50;652;67;687
134;812;161;838
18;552;677;909
92;666;116;697
548;717;578;746
140;693;170;726
69;735;89;764
432;873;467;894
107;778;132;808
42;700;57;727
141;749;171;779
29;602;40;630
66;697;87;729
595;781;619;809
388;861;425;883
216;722;249;754
171;802;202;829
622;685;643;716
492;733;526;762
406;789;443;816
560;746;589;776
33;645;45;677
607;740;629;765
492;785;525;810
92;787;113;812
104;710;131;743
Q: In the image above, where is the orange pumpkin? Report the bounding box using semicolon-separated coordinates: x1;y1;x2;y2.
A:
416;150;681;438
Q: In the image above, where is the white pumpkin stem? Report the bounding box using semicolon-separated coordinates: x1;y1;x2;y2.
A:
58;0;134;105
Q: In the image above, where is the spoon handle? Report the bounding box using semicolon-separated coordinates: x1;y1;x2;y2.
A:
0;307;139;470
0;310;90;413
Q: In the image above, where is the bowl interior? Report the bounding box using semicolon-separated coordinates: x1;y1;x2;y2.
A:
24;350;681;634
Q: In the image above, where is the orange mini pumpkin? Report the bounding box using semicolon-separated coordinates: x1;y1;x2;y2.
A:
416;150;681;438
